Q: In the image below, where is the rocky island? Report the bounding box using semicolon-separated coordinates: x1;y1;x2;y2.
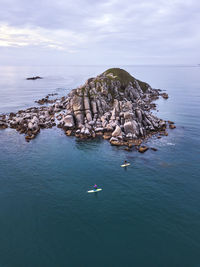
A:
26;76;43;80
0;68;175;150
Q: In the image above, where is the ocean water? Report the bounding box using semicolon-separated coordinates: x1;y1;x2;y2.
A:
0;65;200;267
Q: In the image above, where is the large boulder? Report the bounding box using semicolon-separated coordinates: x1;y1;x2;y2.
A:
63;114;75;129
84;96;92;122
135;109;143;122
112;125;122;137
28;122;34;130
74;111;84;127
84;128;91;136
91;100;98;114
124;120;139;135
110;108;116;120
124;111;134;121
72;95;83;112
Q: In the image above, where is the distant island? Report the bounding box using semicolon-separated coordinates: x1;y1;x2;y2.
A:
26;76;43;80
0;68;175;152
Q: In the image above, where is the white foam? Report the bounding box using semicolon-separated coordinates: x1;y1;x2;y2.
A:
167;142;175;146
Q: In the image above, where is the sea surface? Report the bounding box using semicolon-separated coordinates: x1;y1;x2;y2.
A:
0;65;200;267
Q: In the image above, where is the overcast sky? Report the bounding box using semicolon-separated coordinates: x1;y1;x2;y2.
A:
0;0;199;65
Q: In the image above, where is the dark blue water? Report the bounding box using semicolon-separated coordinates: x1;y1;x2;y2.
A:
0;65;200;267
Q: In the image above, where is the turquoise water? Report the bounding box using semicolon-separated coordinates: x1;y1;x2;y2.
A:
0;65;200;267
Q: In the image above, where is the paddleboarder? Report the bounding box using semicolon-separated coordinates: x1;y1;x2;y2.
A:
94;184;98;191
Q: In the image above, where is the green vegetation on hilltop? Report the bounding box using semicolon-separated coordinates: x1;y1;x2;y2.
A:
103;68;149;92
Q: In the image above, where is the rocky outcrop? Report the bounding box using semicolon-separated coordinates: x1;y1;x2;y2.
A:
169;124;176;129
26;76;43;80
0;68;175;145
35;93;58;105
161;93;169;99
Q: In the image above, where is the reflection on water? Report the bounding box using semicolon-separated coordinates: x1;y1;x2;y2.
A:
75;137;104;150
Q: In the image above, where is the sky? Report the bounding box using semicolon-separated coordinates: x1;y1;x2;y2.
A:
0;0;199;65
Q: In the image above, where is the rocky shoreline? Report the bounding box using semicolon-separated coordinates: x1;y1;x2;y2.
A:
0;68;175;151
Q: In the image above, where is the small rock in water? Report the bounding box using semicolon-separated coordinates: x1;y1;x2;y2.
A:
65;130;72;136
169;124;176;129
26;76;43;80
161;93;169;99
138;146;149;153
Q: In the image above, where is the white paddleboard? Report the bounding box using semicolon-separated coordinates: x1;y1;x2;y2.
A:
121;163;130;167
87;188;102;193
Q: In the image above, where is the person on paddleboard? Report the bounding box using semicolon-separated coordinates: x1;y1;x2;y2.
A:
124;160;127;164
94;184;98;191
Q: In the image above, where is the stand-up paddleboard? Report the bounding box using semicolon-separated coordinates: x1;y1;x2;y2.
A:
121;163;130;167
87;188;102;193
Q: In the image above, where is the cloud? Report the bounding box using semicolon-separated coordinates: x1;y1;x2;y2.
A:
0;0;199;64
0;24;86;52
